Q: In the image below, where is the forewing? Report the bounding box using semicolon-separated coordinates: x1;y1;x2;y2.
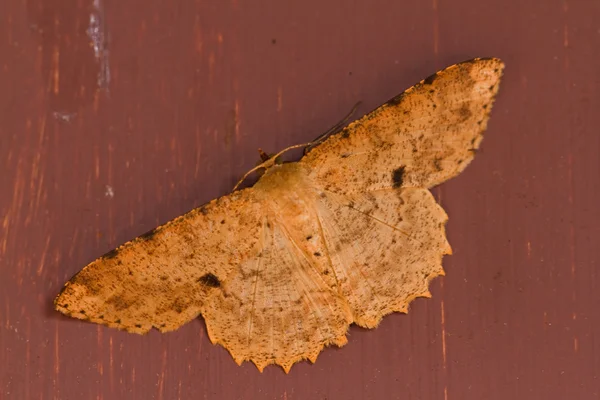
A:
54;190;263;334
301;58;504;192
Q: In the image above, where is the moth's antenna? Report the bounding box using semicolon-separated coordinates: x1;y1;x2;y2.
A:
303;101;362;154
232;143;309;192
233;102;362;192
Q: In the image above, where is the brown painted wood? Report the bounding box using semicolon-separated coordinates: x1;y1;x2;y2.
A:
1;1;599;399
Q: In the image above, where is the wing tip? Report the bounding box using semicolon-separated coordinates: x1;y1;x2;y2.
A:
457;57;505;72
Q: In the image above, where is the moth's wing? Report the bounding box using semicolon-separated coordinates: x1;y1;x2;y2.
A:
313;186;451;327
301;58;504;192
54;190;264;334
200;187;353;373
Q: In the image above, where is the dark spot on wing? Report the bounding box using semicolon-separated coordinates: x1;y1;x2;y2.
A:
458;104;472;122
423;72;438;85
314;252;322;257
392;166;405;188
139;227;158;241
387;92;405;106
306;235;313;241
107;295;130;311
173;302;184;314
103;248;119;259
198;273;221;288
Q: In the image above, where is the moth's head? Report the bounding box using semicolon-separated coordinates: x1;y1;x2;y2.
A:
232;142;310;192
254;148;283;178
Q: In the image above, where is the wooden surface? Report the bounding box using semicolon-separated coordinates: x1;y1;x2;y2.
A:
1;1;599;399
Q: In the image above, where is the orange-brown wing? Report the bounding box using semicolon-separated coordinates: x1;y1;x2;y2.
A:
301;58;504;193
311;186;451;328
197;162;450;372
201;216;352;373
199;164;353;372
54;189;264;334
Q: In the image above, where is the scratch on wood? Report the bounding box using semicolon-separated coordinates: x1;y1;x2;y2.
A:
157;348;167;400
432;0;439;55
97;326;104;377
52;44;59;94
53;325;60;398
109;336;114;392
36;236;51;276
88;0;111;90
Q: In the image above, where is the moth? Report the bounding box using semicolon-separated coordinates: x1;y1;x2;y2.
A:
55;58;504;372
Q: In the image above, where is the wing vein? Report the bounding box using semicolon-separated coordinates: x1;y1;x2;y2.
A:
246;220;265;346
282;242;329;341
315;211;339;288
322;189;418;243
321;193;385;311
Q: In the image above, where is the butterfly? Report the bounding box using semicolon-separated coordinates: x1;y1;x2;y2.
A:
55;58;504;373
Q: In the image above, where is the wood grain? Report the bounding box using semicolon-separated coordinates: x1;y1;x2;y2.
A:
1;0;599;399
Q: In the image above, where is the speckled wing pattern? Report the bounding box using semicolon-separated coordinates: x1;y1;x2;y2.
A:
55;58;504;373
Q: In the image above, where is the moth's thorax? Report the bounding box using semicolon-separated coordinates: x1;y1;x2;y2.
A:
253;162;312;195
252;162;318;221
